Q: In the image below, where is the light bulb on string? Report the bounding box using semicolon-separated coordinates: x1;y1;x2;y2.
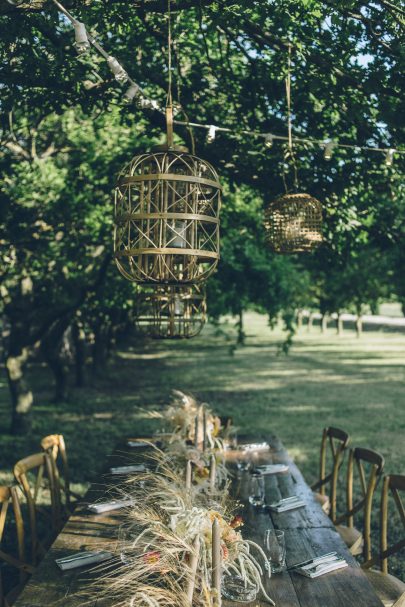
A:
206;125;217;144
264;133;274;149
385;149;394;166
123;83;140;104
323;140;335;161
73;21;90;54
107;56;128;83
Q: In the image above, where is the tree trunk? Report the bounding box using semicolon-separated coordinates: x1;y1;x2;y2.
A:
336;312;343;336
321;313;328;333
92;321;110;376
41;340;68;402
356;315;363;338
5;349;33;435
236;308;245;345
71;320;86;387
307;313;314;332
296;309;303;330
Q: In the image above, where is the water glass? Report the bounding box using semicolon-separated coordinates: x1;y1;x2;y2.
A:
248;472;265;507
118;523;138;565
264;529;286;573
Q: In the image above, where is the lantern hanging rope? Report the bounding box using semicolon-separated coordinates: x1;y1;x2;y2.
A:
113;0;221;285
264;42;323;254
135;284;207;339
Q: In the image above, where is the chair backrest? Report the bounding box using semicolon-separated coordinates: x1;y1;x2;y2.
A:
13;452;61;564
40;434;71;507
362;474;405;574
336;447;384;561
312;426;350;522
0;486;33;607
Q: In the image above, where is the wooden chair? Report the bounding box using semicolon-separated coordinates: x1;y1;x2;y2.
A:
311;426;350;520
40;434;81;513
361;474;405;607
13;453;61;564
334;447;384;557
0;486;34;607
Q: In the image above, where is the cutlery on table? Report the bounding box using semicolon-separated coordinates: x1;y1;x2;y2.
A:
56;551;113;571
87;499;133;514
287;551;337;571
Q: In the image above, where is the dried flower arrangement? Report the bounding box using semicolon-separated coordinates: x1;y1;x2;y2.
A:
87;455;275;607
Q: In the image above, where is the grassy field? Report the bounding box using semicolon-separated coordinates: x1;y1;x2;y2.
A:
0;313;404;578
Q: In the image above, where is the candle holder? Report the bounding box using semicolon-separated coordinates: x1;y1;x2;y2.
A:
221;574;259;602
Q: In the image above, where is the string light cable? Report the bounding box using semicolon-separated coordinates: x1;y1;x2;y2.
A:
47;0;404;163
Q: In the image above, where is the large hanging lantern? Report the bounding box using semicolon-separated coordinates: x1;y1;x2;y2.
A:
114;106;221;284
264;192;323;253
135;284;206;339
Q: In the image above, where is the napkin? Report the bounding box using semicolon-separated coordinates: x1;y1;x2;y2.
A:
127;440;149;448
296;556;348;578
239;442;270;452
109;464;147;475
87;499;133;514
268;496;306;512
56;551;113;571
256;464;289;474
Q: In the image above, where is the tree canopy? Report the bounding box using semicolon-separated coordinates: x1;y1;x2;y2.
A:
0;0;404;432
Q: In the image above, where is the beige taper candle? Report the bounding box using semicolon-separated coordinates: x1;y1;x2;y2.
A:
186;535;200;604
212;518;221;605
209;454;216;491
186;460;192;490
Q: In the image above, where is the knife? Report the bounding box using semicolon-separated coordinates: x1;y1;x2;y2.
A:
287;551;337;571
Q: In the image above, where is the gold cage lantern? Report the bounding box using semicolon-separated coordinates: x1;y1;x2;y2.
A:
135;284;206;339
264;192;323;253
114;146;221;284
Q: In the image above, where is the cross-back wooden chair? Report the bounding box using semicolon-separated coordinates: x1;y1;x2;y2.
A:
361;474;405;607
334;447;384;558
13;452;61;564
40;434;81;513
0;486;34;607
311;426;350;520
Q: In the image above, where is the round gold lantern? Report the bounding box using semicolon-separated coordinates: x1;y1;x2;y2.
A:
113;145;221;284
135;284;206;339
264;192;323;253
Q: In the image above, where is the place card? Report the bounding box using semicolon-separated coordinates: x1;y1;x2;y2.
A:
56;550;113;571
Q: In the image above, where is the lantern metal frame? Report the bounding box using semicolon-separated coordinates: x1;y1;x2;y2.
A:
264;192;323;253
113;142;221;284
135;284;207;339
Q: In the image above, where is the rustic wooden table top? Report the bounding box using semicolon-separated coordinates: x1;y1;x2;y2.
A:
13;436;384;607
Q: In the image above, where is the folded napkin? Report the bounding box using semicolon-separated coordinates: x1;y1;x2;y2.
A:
239;442;270;452
87;499;133;514
296;556;348;578
268;496;306;512
56;550;113;571
109;464;147;475
256;464;289;474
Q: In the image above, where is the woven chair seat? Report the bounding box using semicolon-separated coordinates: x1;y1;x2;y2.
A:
364;569;405;607
335;524;364;555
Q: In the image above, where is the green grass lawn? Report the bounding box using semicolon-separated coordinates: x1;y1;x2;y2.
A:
0;313;404;579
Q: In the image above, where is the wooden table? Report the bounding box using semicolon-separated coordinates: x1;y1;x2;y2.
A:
13;436;384;607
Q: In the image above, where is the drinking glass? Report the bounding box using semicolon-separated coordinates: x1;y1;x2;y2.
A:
222;574;258;602
264;529;286;574
118;523;138;565
248;472;265;507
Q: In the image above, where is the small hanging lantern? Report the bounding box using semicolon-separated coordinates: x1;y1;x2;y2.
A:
264;192;323;253
135;284;206;339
